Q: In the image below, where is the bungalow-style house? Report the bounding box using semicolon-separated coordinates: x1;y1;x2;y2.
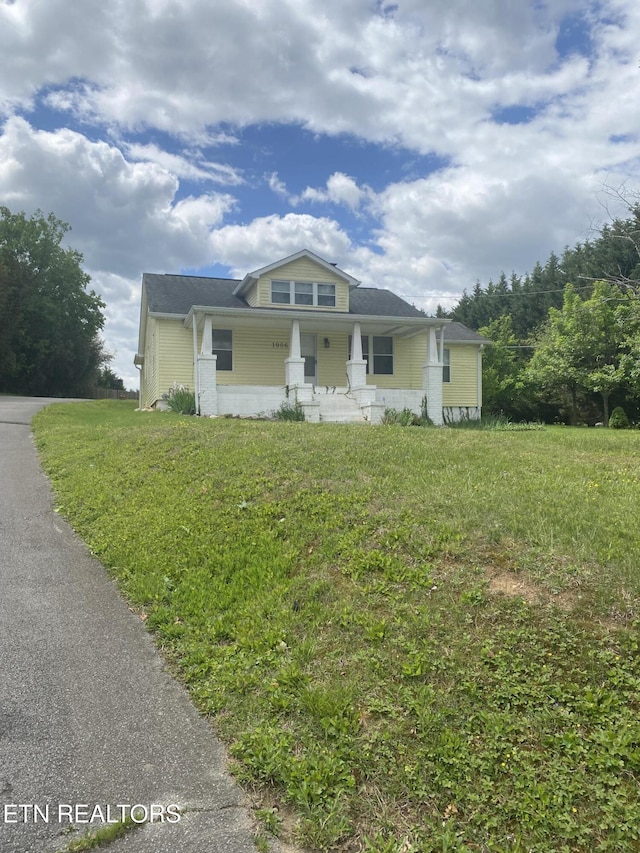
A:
135;250;485;424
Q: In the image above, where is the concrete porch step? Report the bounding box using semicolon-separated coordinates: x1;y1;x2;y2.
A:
314;391;365;423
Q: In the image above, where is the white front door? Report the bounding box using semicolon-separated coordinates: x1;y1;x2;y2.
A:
301;334;317;385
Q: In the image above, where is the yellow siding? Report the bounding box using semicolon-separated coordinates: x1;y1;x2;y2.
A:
255;257;349;311
146;316;481;408
443;345;479;406
363;333;425;390
156;319;195;397
214;325;289;385
210;328;356;387
245;283;258;307
141;317;159;407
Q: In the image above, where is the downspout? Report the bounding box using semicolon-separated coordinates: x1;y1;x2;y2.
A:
478;345;483;418
192;312;200;415
135;364;142;410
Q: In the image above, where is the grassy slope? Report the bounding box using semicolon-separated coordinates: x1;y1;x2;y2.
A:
33;402;640;853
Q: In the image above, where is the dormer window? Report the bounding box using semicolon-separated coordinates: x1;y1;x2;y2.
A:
271;280;336;308
271;280;291;304
295;282;313;305
317;284;336;307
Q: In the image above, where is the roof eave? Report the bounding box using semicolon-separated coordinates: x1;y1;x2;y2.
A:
184;305;450;328
148;311;189;320
232;273;257;297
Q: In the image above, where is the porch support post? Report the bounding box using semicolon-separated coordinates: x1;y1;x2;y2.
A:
197;313;218;416
200;315;213;355
346;322;367;391
422;326;443;425
285;319;307;395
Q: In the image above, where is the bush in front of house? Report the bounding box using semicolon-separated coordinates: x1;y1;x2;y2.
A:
163;383;196;415
608;406;630;429
273;400;306;421
382;407;430;426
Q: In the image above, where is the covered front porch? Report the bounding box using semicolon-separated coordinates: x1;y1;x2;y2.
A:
189;309;448;424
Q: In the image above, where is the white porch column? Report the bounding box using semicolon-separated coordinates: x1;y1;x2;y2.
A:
422;326;444;425
197;314;218;416
284;319;307;392
346;321;368;390
200;315;213;355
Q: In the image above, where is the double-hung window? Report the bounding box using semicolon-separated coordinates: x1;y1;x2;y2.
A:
348;334;393;375
213;329;232;371
443;348;450;383
317;284;336;307
271;280;291;304
271;280;336;308
372;336;393;375
294;282;313;305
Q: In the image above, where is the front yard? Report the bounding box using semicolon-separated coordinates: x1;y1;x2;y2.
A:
33;402;640;853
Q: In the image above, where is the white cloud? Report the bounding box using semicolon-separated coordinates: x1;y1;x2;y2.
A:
208;213;353;278
1;0;629;155
125;143;244;185
0;117;235;277
268;172;288;198
299;172;370;210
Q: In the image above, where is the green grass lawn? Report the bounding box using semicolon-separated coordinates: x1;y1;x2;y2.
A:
33;401;640;853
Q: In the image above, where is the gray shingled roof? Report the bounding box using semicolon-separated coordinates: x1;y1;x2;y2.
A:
444;322;487;343
145;274;430;319
143;275;486;343
144;274;244;314
348;287;425;317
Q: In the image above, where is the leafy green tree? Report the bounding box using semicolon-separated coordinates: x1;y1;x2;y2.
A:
525;286;586;424
526;281;632;424
0;207;107;396
580;281;632;425
618;298;640;400
478;315;524;416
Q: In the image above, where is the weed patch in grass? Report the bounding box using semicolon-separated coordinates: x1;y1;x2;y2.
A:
33;401;640;852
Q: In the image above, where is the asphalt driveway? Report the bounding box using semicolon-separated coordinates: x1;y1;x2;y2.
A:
0;397;266;853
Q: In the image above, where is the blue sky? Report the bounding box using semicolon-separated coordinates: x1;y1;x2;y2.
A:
1;0;639;387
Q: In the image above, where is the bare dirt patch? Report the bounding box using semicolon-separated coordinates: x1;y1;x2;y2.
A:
485;566;575;610
486;567;544;603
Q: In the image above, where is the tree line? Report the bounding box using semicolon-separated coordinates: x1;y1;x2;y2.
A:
443;203;640;425
0;207;123;397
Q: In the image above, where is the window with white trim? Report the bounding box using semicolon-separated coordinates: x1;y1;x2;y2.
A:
294;281;313;305
317;283;336;307
348;335;393;375
372;336;393;375
443;347;450;383
270;280;336;308
271;280;291;304
213;329;232;371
